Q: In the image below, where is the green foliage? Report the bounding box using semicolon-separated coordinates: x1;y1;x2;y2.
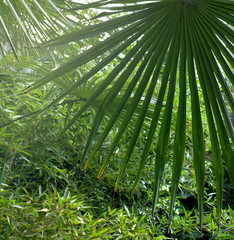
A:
16;0;233;229
0;0;234;238
1;72;233;238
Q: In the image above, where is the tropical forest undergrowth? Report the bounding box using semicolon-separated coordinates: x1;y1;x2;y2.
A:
0;66;233;240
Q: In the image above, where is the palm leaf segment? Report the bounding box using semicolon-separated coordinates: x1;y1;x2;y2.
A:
27;0;233;229
0;0;73;62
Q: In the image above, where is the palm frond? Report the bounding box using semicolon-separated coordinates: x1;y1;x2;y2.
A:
0;0;83;60
5;0;234;231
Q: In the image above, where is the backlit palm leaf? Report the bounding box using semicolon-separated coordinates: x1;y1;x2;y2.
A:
0;0;84;62
24;0;233;230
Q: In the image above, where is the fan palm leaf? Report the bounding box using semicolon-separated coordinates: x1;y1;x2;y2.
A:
19;0;234;231
0;0;86;62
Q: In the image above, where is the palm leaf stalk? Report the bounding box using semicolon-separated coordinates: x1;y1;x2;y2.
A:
23;0;233;232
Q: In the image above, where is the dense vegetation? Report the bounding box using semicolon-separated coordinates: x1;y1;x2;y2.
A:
0;0;233;239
